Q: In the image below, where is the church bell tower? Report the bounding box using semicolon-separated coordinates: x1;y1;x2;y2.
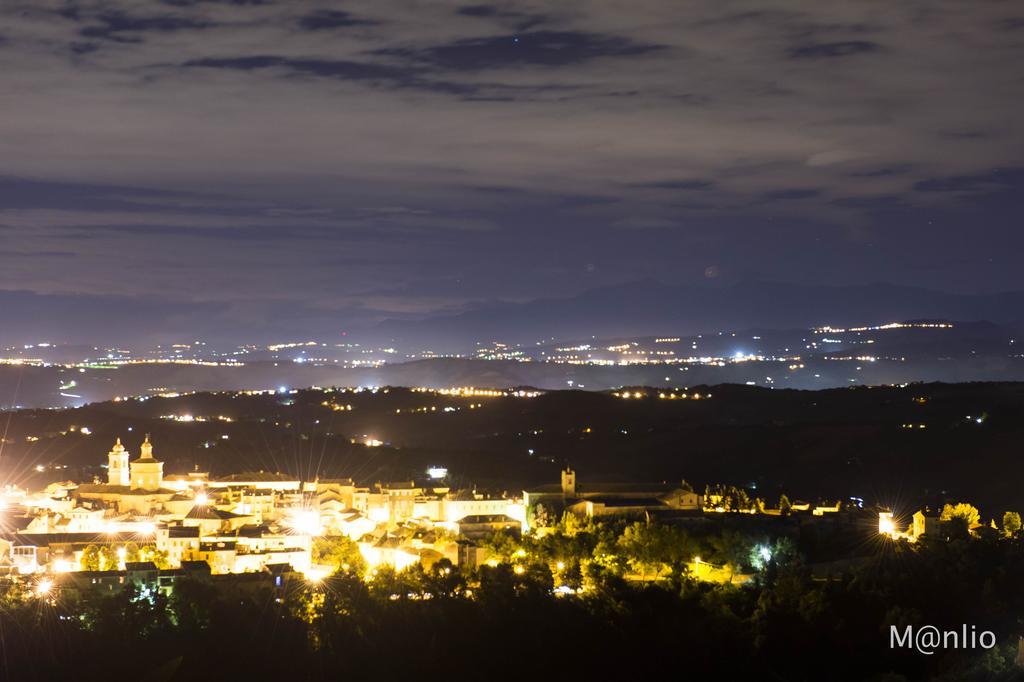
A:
561;467;576;498
108;438;130;487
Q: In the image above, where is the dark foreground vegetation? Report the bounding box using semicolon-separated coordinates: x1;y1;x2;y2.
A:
4;516;1024;682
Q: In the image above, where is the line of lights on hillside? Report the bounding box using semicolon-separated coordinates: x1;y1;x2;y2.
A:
612;390;710;400
160;414;235;423
412;387;542;398
813;322;954;334
394;403;486;414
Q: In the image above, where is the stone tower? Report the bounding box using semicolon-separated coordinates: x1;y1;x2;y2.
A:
107;438;130;487
560;467;576;498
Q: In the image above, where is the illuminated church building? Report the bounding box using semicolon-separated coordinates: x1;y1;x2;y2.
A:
77;436;177;514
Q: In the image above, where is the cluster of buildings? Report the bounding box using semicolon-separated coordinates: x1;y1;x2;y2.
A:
0;438;713;585
1;437;319;579
0;437;538;584
878;509;942;541
0;438;778;595
525;468;700;519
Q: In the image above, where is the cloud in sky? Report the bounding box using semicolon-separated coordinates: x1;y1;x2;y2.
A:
0;0;1023;338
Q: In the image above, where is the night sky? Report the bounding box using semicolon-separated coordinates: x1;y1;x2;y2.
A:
1;1;1022;344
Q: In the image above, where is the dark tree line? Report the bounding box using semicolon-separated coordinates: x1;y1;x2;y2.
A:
2;520;1024;681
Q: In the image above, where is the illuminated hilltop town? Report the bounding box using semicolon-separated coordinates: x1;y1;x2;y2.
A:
0;436;514;580
0;438;707;593
0;436;958;599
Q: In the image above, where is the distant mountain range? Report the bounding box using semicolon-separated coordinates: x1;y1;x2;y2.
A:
2;317;1023;409
372;280;1024;351
3;280;1022;353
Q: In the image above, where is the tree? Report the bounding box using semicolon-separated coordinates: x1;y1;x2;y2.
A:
366;565;419;601
99;546;119;571
480;529;521;563
124;542;141;564
559;511;595;537
530;503;554;529
312;536;366;576
731;487;754;512
423;559;465;598
617;521;692;581
80;544;101;571
779;494;792;516
140;546;170;569
706;529;753;569
940;502;980;528
1003;511;1021;538
168;577;217;633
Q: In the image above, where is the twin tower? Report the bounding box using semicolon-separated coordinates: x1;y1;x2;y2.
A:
107;435;164;491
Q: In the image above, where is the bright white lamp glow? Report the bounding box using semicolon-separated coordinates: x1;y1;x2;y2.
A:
287;510;322;536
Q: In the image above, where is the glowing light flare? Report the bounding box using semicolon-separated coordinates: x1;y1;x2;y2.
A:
287;509;323;536
303;566;331;583
878;512;898;538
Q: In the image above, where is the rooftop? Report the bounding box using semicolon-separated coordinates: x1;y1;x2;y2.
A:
527;481;682;495
218;472;297;483
458;514;518;524
185;506;247;521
